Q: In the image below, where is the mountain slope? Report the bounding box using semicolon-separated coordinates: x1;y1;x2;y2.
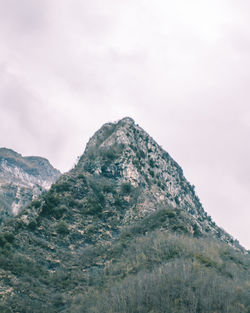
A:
0;148;61;221
0;118;249;313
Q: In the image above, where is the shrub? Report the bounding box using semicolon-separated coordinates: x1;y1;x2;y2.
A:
84;161;95;173
100;143;125;162
56;221;69;235
172;224;189;234
102;149;117;161
166;210;175;218
0;234;7;247
67;199;80;208
55;182;71;192
192;224;201;237
149;159;155;167
102;183;114;193
53;205;67;219
137;150;146;159
32;199;41;208
121;183;132;195
130;144;137;152
3;231;15;243
149;169;154;177
86;198;103;215
132;159;141;171
41;192;60;216
28;219;37;230
175;196;180;205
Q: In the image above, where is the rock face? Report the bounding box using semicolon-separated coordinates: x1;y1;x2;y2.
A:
0;148;61;220
74;117;235;245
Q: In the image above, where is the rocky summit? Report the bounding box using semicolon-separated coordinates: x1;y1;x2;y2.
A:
75;117;235;245
0;148;60;221
0;118;249;313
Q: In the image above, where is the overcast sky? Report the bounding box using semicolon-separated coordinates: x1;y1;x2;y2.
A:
0;0;249;248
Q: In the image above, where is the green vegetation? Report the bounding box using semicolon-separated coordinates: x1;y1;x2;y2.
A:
0;205;249;313
56;220;69;235
41;191;60;216
121;182;132;195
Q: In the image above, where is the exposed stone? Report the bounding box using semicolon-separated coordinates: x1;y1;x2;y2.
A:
0;148;60;219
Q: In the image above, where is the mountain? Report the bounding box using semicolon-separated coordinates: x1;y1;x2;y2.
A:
0;118;249;313
0;148;61;221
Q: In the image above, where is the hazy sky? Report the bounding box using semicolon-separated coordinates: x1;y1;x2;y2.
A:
0;0;249;248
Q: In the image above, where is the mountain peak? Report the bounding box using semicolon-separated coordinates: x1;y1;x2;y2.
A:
69;118;237;247
84;117;135;154
118;116;135;125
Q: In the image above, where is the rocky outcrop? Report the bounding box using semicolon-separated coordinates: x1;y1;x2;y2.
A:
0;148;60;220
75;117;236;246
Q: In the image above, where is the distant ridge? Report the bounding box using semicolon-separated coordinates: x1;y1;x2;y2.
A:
0;148;60;220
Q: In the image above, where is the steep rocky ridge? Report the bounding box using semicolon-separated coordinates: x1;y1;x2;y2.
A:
0;118;248;312
0;148;61;220
76;117;236;246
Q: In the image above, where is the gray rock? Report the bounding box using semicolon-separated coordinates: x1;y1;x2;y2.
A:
0;148;60;220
